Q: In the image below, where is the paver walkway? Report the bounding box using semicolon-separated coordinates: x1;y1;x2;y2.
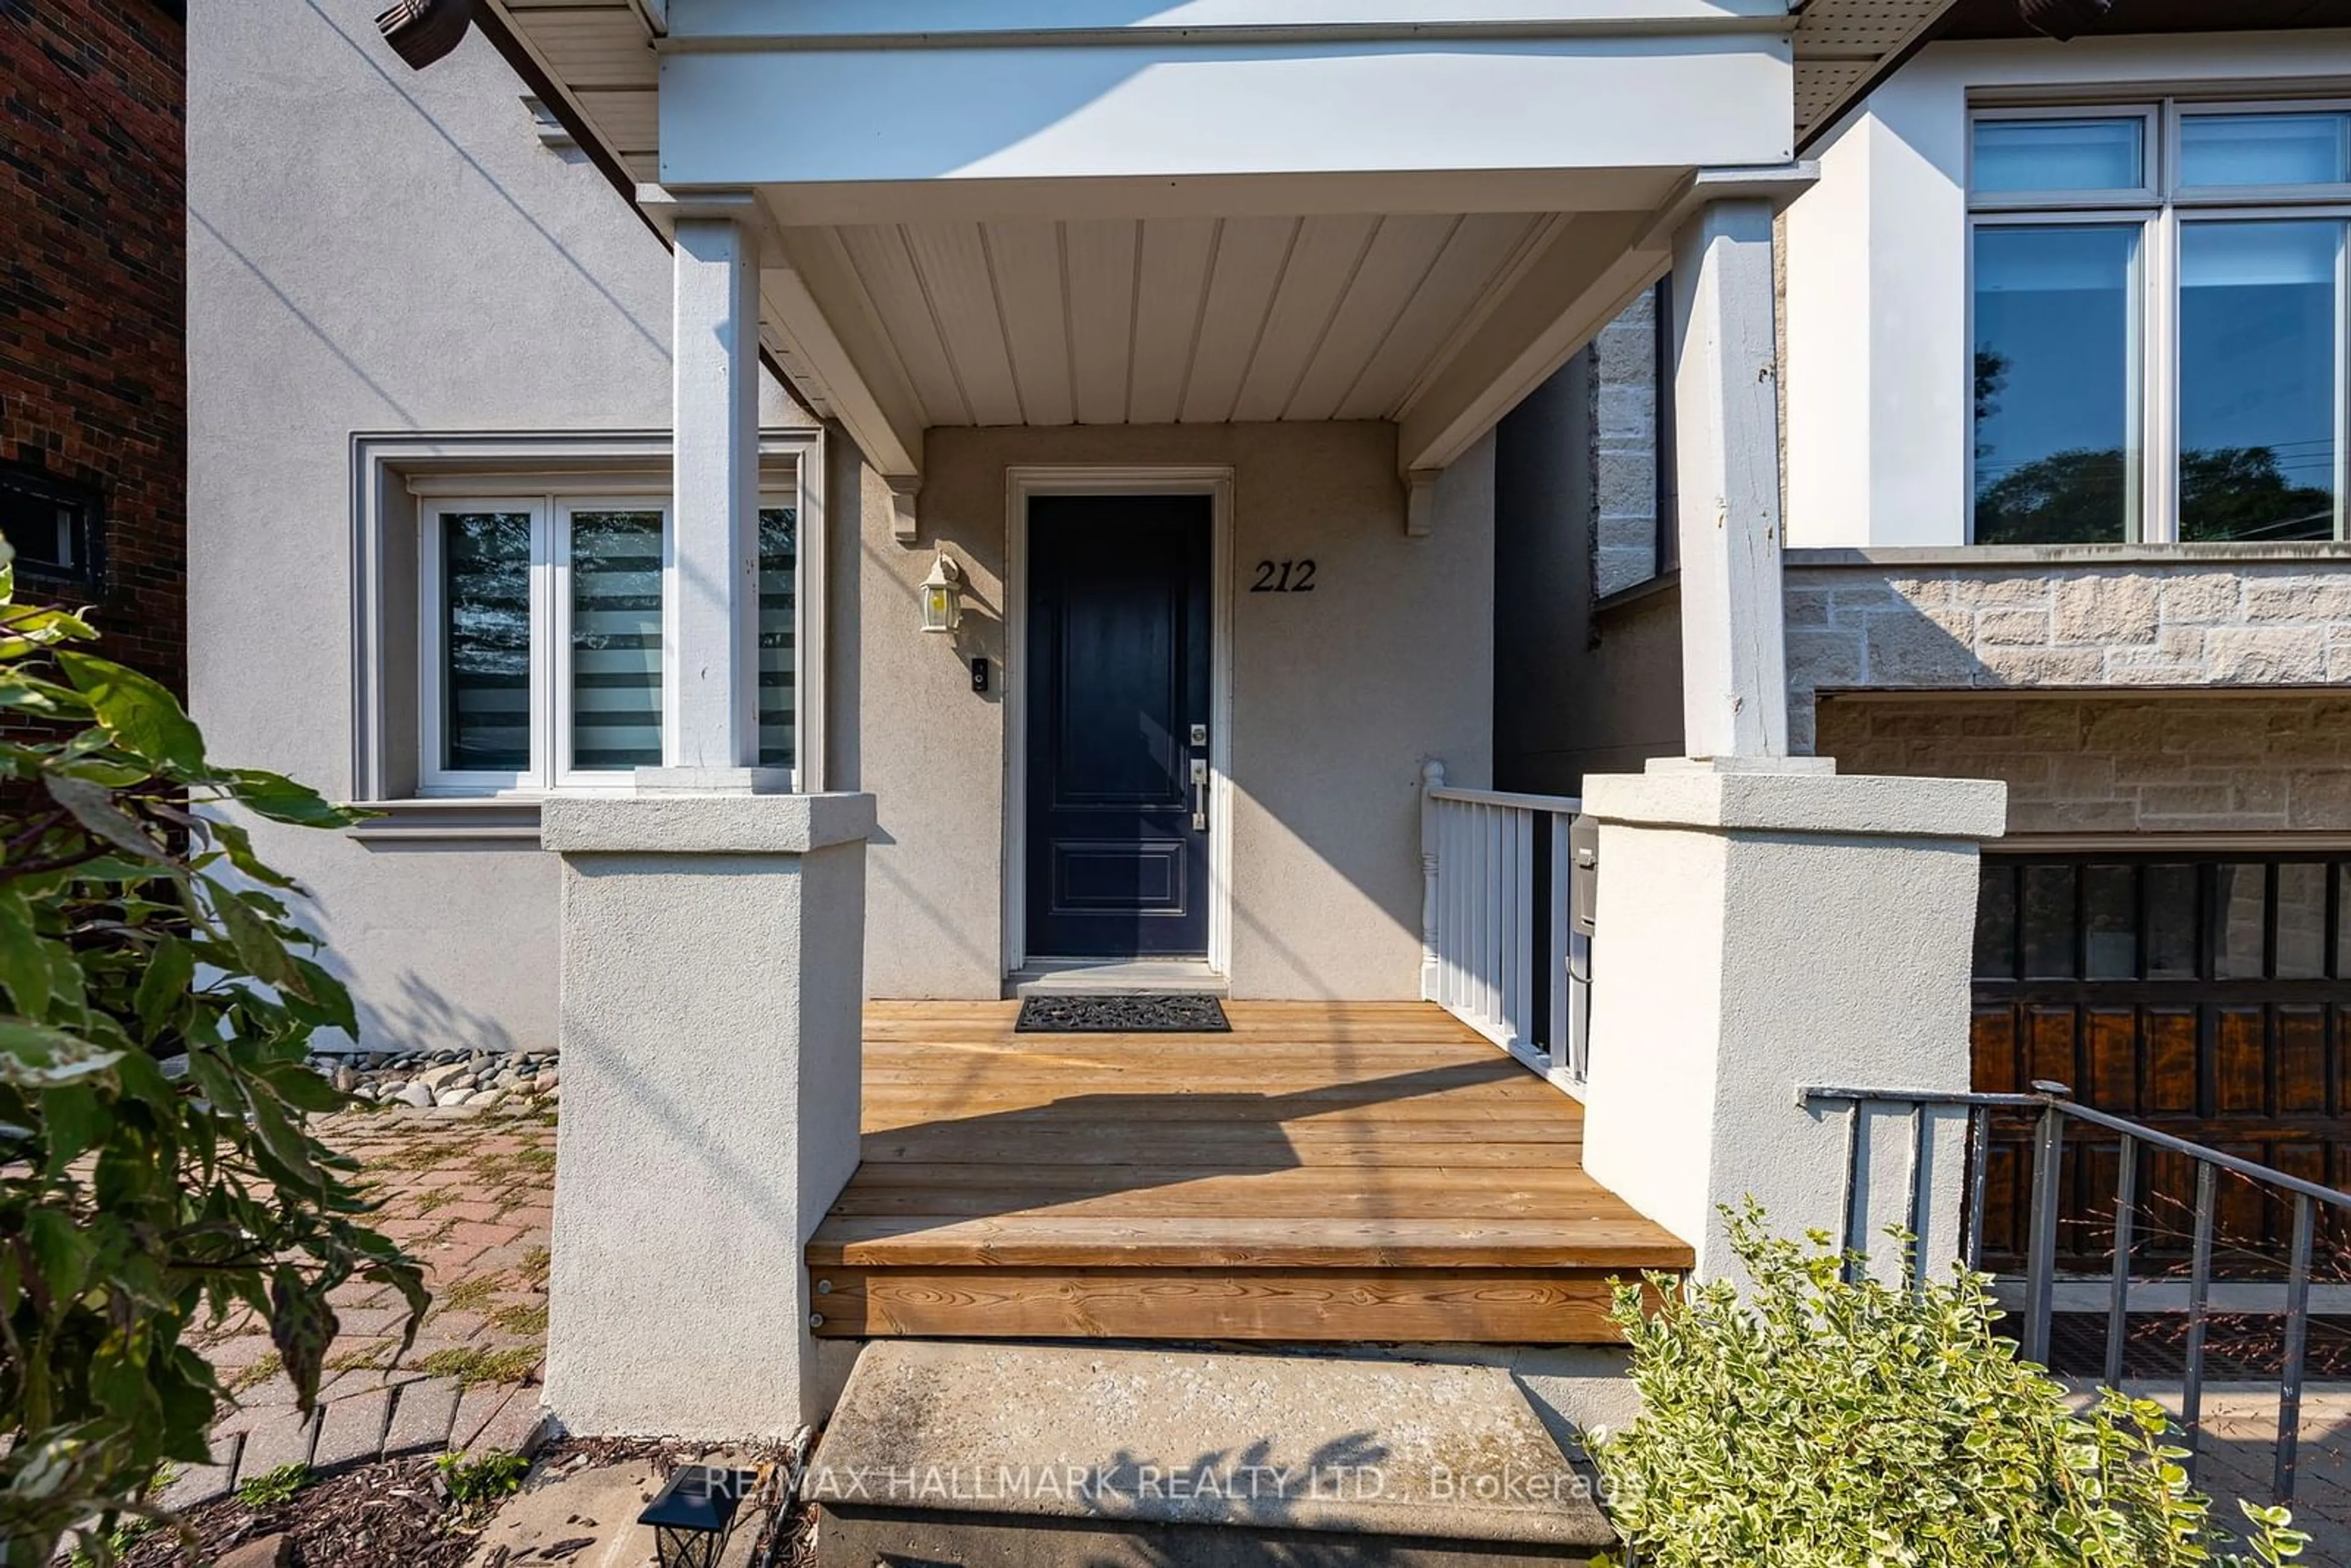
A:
2184;1387;2351;1566
164;1099;558;1511
2066;1382;2351;1566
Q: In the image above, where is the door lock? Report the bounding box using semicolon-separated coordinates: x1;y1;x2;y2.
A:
1190;724;1209;748
1190;758;1209;831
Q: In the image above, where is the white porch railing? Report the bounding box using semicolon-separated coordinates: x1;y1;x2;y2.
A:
1418;760;1588;1094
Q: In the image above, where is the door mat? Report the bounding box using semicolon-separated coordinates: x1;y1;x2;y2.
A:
1015;993;1231;1033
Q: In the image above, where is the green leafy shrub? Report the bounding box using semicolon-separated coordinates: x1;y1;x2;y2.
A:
436;1449;533;1507
0;556;427;1564
1592;1204;2308;1567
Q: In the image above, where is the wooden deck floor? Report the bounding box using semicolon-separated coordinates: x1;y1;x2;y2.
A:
808;1001;1691;1344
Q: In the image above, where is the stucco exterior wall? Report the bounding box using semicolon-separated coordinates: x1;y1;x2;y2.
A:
1815;691;2351;837
863;422;1494;1000
186;1;800;1052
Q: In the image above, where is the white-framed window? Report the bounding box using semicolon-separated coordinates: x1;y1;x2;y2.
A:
415;484;801;796
1969;99;2351;546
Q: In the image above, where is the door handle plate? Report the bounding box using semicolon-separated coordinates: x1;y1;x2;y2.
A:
1190;759;1209;831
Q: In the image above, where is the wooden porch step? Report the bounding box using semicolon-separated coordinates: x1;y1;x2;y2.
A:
809;1216;1688;1270
809;1266;1632;1342
817;1000;1690;1345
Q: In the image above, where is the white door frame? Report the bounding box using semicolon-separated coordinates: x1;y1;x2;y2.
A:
1002;465;1236;978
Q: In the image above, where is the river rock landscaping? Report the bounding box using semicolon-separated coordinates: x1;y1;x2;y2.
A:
309;1049;561;1111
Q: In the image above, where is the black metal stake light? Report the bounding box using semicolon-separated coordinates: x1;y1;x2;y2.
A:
638;1465;757;1568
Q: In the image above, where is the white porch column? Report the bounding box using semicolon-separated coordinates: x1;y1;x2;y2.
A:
1670;198;1790;760
1575;190;2011;1287
666;197;767;782
541;187;871;1437
1577;771;2006;1283
541;797;871;1435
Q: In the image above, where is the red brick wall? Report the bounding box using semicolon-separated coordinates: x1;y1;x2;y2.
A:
0;0;184;692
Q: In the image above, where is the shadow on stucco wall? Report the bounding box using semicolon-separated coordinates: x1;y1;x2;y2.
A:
351;967;523;1058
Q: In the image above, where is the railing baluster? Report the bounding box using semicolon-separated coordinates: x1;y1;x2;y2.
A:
1523;808;1542;1053
1518;810;1535;1048
1485;805;1503;1032
2104;1133;2137;1392
1439;804;1457;1011
2023;1097;2065;1368
1838;1103;1864;1286
2274;1192;2314;1504
1504;808;1523;1043
2182;1159;2218;1483
1963;1103;1990;1273
1499;807;1512;1036
1443;802;1458;1013
1431;803;1445;1005
1904;1105;1929;1294
1472;803;1487;1029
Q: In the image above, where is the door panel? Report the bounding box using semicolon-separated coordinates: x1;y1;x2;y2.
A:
1025;495;1212;959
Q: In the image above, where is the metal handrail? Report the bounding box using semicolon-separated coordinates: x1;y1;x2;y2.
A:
1802;1079;2351;1506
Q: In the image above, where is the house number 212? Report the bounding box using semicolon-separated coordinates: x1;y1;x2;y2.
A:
1250;560;1316;593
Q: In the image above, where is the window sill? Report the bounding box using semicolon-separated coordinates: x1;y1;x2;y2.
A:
1787;542;2351;569
343;798;545;844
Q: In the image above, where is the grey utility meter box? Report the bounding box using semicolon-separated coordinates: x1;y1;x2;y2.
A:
1567;812;1600;940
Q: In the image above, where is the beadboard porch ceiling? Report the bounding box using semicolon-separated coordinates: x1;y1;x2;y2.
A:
483;0;1953;481
784;211;1569;430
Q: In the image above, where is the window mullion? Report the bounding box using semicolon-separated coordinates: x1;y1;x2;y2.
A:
2337;220;2350;542
534;498;559;792
418;512;446;790
2145;207;2180;544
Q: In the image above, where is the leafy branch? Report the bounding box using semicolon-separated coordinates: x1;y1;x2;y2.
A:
0;555;425;1566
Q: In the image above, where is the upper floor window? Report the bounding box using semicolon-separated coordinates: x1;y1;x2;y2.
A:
1970;102;2351;546
420;487;798;795
0;463;102;588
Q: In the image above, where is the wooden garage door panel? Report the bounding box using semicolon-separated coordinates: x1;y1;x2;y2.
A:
2085;1008;2137;1109
1973;1005;2020;1093
2279;1007;2330;1116
2145;1008;2200;1117
1970;853;2351;1269
2215;1008;2268;1116
2027;1007;2077;1095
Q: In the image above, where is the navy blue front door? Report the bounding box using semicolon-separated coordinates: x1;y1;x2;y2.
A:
1025;495;1212;959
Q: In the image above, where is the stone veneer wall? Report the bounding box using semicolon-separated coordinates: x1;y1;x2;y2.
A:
1592;291;1660;599
1785;555;2351;752
1814;691;2351;835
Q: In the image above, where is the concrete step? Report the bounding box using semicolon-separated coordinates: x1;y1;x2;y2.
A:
801;1341;1621;1567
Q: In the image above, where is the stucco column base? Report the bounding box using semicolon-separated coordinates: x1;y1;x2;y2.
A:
539;792;875;1437
1577;760;2006;1285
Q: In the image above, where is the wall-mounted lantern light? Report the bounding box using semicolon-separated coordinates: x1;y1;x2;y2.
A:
638;1465;756;1568
920;550;964;634
375;0;474;70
